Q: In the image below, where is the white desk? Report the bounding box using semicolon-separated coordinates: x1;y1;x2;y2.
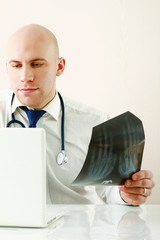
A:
0;204;159;240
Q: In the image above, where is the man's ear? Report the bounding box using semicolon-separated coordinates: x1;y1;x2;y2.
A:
56;57;65;76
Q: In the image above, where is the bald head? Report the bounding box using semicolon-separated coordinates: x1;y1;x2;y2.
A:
7;24;59;60
6;24;65;109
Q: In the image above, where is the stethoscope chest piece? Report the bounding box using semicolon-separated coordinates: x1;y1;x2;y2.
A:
56;151;68;165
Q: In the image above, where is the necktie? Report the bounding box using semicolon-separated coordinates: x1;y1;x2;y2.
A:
20;106;46;128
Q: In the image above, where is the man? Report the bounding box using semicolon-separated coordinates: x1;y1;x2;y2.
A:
0;24;154;205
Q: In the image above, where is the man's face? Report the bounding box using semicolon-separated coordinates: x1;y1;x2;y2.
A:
6;34;63;109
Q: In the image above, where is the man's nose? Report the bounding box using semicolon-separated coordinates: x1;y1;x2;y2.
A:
20;67;34;82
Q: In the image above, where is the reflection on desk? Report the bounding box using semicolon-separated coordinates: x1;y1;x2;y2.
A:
0;204;159;240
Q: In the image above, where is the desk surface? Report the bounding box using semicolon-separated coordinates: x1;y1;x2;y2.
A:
0;204;159;240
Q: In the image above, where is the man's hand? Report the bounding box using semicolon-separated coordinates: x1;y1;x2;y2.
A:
119;170;155;205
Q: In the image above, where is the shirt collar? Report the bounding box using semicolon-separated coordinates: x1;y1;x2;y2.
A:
11;91;60;121
43;92;60;121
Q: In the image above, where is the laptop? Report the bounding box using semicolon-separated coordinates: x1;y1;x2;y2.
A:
0;128;63;228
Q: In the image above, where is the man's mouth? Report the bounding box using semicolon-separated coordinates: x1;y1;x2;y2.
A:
19;88;38;94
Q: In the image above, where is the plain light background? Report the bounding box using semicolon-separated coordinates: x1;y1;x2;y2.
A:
0;0;159;204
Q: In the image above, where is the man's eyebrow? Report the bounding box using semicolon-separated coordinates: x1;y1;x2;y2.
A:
8;60;20;64
30;58;47;62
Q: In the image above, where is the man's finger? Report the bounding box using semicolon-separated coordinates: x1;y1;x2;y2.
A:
132;170;153;180
124;178;155;188
119;186;152;197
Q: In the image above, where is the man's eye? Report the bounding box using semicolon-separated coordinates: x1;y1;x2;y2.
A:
11;64;22;68
31;62;43;67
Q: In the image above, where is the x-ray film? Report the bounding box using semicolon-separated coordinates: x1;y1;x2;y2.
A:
72;111;145;186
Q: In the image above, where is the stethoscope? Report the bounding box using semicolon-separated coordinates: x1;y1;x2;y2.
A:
7;92;68;166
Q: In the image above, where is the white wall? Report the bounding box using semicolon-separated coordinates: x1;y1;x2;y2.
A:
0;0;159;204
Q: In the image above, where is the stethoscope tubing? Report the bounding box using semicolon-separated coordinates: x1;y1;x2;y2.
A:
7;113;26;128
57;92;65;151
7;92;65;151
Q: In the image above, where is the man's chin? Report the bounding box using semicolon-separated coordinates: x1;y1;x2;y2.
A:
17;95;40;109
